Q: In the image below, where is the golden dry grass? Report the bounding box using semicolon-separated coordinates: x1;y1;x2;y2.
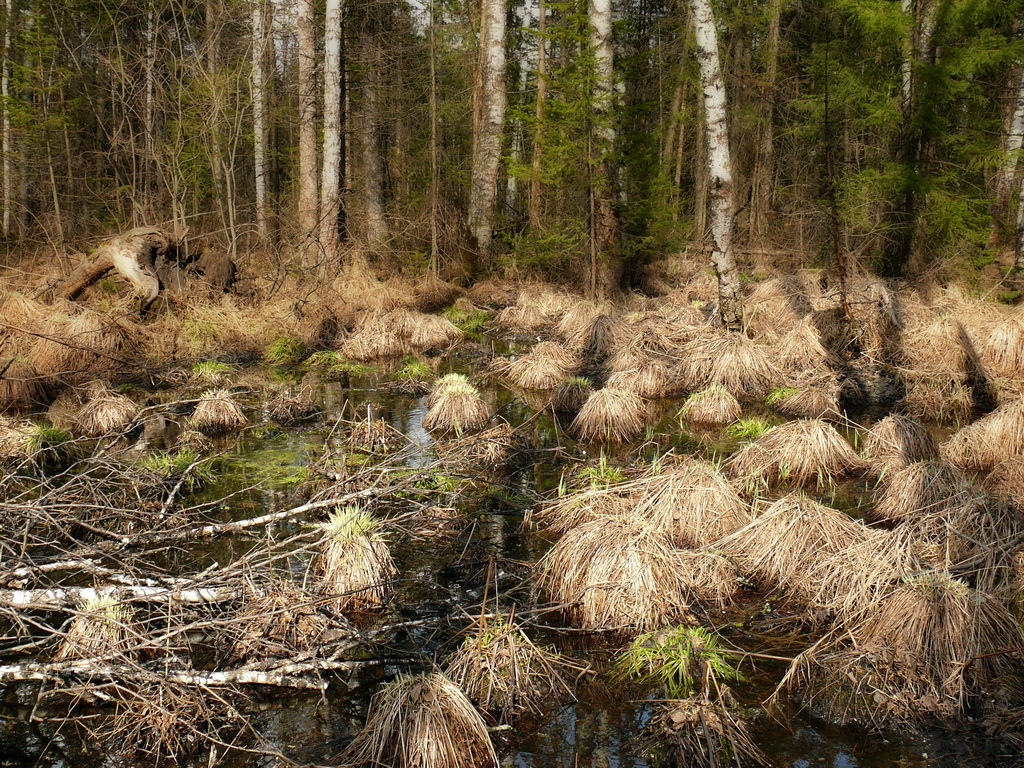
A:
189;388;247;434
725;418;864;492
900;370;974;424
229;582;328;661
75;384;139;437
56;595;133;661
408;313;465;351
553;376;594;411
768;374;843;420
504;341;581;390
980;318;1024;378
646;696;773;768
680;332;781;400
315;506;397;613
861;415;939;473
983;456;1024;507
943;396;1024;471
571;388;647;443
527;482;638;532
339;672;497;768
605;359;676;399
0;357;48;409
423;375;491;435
678;385;742;426
869;460;968;522
534;514;696;633
777;317;840;371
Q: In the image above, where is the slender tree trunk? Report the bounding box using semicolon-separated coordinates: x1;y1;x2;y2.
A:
144;3;157;221
251;0;268;244
466;0;507;269
993;63;1024;240
1;0;10;238
428;0;440;275
588;0;620;298
297;0;319;265
689;0;740;329
320;0;345;261
358;27;386;250
748;0;781;242
529;0;546;231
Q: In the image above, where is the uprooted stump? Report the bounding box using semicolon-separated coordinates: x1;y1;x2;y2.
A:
58;227;174;308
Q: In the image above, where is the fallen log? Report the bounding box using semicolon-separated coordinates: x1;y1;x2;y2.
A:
57;227;171;307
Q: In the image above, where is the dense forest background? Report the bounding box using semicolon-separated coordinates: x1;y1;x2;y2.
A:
1;0;1023;295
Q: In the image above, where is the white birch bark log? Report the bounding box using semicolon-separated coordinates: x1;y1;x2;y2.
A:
467;0;507;263
320;0;343;256
297;0;319;264
689;0;741;329
251;0;268;243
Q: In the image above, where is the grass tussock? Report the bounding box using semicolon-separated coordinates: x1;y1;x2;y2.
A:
56;595;133;661
645;696;772;768
725;418;864;492
616;625;739;698
423;374;490;435
678;385;741;426
30;307;134;378
553;375;594;411
605;359;675;399
718;494;878;604
777;317;839;372
409;313;466;351
444;614;570;719
943;396;1024;471
348;416;406;453
780;573;1024;725
0;418;35;463
505;341;581;390
900;370;974;424
441;420;525;467
339;314;410;361
190;359;235;386
266;391;320;424
765;375;842;420
984;456;1024;507
744;275;815;340
494;287;573;336
680;332;781;400
189;388;247;434
557;302;622;358
229;582;328;661
75;384;139;437
339;672;497;768
633;458;751;547
534;515;696;633
571;388;647;443
980;319;1024;378
861;415;939;473
0;357;47;409
528;482;637;532
316;505;397;612
869;460;968;522
901;315;976;375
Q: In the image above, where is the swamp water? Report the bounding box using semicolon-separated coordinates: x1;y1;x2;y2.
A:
0;340;1016;768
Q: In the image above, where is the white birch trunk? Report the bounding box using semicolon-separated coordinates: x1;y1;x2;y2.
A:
251;0;268;243
588;0;620;297
467;0;507;263
320;0;343;257
690;0;740;329
297;0;319;264
997;65;1024;209
1015;169;1024;272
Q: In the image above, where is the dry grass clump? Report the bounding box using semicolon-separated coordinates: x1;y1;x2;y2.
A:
229;581;328;661
75;384;139;437
780;573;1024;726
943;396;1024;471
441;420;525;467
605;359;675;399
347;416;405;453
901;370;974;424
423;374;491;435
718;494;877;604
725;418;864;492
571;388;647;443
675;549;742;607
339;672;497;768
0;357;47;409
339;316;409;361
504;341;581;390
678;385;741;426
680;332;781;400
494;288;572;336
30;307;134;378
189;388;247;434
645;696;772;768
633;458;751;547
0;417;33;463
553;375;594;411
527;483;637;532
869;460;968;522
556;302;621;358
409;313;466;351
56;594;133;661
534;515;695;633
266;392;320;424
984;456;1024;507
861;415;939;473
777;317;840;371
980;319;1024;378
444;614;570;719
315;505;397;612
901;315;976;375
766;374;842;420
744;275;815;340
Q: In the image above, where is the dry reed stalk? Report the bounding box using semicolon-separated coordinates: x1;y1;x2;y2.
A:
553;376;594;411
943;396;1024;471
229;582;328;661
678;385;742;426
444;614;571;719
646;695;773;768
680;332;781;400
339;672;497;768
717;494;877;604
423;376;490;435
782;573;1024;726
633;458;751;547
505;341;581;390
861;415;939;473
725;418;864;492
571;388;647;443
315;505;397;612
534;514;695;633
869;460;968;522
900;370;974;424
56;595;133;660
980;319;1024;378
983;456;1024;507
189;389;247;434
777;317;840;371
76;385;139;437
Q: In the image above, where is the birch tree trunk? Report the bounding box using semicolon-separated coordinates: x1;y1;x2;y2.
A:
251;0;268;243
993;63;1024;236
320;0;345;260
466;0;507;268
689;0;741;329
1015;170;1024;272
297;0;319;265
589;0;620;298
